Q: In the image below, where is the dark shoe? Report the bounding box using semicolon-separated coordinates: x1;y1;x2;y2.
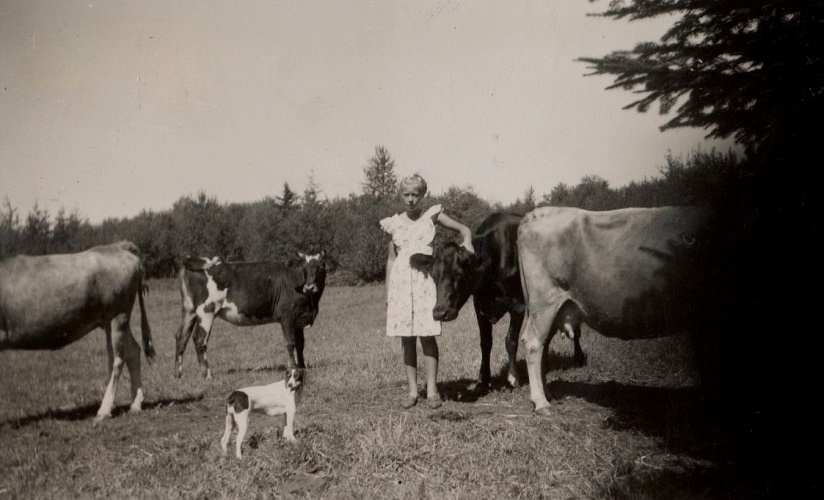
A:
426;394;442;409
402;395;418;409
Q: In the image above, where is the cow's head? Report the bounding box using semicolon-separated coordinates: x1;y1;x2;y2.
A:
410;242;485;322
182;255;222;272
297;250;327;294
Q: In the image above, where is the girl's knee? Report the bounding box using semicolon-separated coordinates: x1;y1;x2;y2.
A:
420;337;439;356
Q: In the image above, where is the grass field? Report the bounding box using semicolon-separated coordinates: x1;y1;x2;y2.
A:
0;280;763;498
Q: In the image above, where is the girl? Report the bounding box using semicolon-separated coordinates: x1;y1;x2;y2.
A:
380;174;474;409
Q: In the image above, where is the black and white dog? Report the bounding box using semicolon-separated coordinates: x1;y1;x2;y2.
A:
220;368;305;459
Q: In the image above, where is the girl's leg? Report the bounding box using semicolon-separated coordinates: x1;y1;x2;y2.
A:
420;337;441;406
401;337;418;406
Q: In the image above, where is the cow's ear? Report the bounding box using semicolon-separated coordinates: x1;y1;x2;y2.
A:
182;256;213;271
182;256;201;271
457;247;480;267
409;254;434;275
323;254;338;272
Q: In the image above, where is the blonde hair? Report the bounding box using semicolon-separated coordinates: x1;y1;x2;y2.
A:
399;174;428;195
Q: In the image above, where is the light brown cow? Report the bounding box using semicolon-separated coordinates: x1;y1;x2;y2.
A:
0;241;155;421
517;206;720;415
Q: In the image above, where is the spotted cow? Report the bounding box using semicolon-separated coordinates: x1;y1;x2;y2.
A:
174;251;326;379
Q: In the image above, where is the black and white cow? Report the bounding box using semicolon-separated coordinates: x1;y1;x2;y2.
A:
174;251;326;379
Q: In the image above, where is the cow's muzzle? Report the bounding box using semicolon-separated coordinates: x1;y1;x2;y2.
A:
303;284;318;293
433;307;457;322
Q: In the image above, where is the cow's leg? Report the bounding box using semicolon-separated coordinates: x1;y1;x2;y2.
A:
96;315;129;421
475;310;493;391
522;309;557;416
294;327;306;369
280;320;298;369
504;311;525;388
174;311;198;378
121;322;145;414
192;313;216;379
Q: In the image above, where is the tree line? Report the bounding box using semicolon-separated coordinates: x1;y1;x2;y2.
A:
0;147;742;284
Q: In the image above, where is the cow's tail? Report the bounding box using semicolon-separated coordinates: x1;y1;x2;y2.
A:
138;266;156;364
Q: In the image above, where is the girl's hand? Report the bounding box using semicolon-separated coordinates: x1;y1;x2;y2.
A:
461;240;475;254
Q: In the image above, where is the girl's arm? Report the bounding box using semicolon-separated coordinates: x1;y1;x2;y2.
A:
385;240;397;298
435;212;475;253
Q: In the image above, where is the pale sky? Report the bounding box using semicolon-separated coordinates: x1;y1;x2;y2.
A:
0;0;733;223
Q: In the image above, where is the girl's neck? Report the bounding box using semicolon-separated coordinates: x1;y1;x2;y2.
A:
405;207;422;220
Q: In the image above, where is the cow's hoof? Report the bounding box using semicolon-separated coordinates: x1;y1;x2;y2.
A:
506;374;520;389
468;381;490;395
533;406;552;417
93;413;112;425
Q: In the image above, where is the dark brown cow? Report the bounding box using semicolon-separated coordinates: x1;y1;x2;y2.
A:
410;212;585;390
0;241;155;421
517;206;720;415
174;251;326;379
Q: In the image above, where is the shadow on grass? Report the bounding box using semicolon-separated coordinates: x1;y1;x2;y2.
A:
438;378;488;403
548;379;709;447
438;352;586;403
2;394;205;429
227;363;290;374
594;456;760;500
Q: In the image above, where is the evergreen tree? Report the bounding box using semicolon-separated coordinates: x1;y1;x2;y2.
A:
579;1;823;155
22;203;50;255
544;183;571;207
362;145;398;199
581;4;822;491
0;197;20;257
51;208;85;253
303;169;323;207
276;182;299;210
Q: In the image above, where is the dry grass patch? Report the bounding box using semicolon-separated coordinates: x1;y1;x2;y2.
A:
0;281;760;498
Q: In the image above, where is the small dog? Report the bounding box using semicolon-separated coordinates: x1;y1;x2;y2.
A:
220;367;305;459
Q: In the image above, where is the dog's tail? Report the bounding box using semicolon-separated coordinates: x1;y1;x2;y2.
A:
226;391;250;414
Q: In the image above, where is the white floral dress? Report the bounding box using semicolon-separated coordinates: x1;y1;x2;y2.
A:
380;204;442;337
